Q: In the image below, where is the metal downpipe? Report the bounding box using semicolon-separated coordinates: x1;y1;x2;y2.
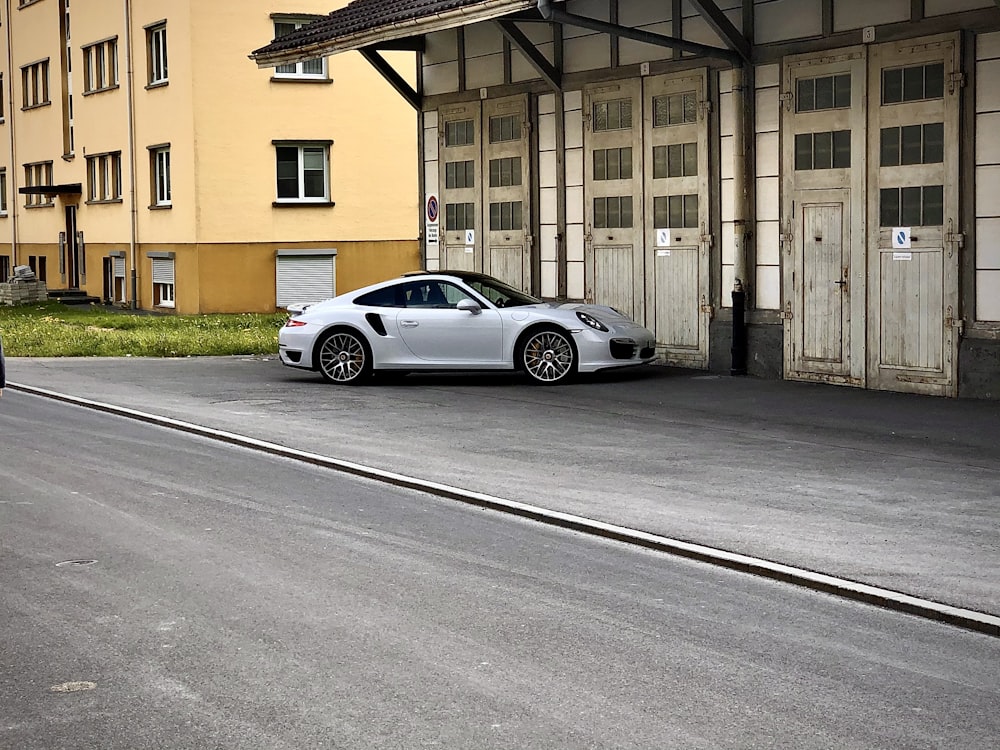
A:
730;65;749;376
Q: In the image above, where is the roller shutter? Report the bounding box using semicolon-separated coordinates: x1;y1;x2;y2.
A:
276;253;336;307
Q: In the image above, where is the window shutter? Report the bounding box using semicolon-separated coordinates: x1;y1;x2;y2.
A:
151;258;174;284
276;255;335;307
113;257;125;278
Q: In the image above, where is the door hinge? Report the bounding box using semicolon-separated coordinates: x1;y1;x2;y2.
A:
699;100;713;120
779;223;793;254
945;307;965;336
700;295;714;317
779;91;794;111
946;231;965;248
780;301;793;320
949;72;966;93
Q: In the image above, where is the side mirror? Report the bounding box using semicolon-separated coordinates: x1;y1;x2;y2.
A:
456;298;482;315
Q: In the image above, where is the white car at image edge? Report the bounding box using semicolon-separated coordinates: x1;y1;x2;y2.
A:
278;270;657;385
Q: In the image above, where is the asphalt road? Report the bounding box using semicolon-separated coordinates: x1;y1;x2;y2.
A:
6;356;1000;616
2;395;999;749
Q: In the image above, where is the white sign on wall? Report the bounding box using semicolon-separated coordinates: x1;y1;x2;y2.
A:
656;229;671;248
892;227;911;249
426;224;439;243
465;229;475;246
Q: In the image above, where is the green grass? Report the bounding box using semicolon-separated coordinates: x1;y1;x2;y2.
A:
0;302;286;357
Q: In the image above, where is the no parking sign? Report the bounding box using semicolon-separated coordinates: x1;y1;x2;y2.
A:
426;194;439;224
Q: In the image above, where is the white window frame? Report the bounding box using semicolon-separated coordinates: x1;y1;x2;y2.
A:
24;161;54;207
21;59;50;108
150;146;171;207
151;257;175;308
0;73;5;122
87;152;122;202
147;23;168;85
274;142;330;203
273;18;327;80
82;37;118;93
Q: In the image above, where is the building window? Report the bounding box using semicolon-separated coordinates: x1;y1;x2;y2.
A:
880;124;944;167
150;146;171;206
883;63;944;104
796;74;851;112
593;196;633;228
0;256;9;283
444;120;475;147
0;169;7;216
146;23;168;85
446;160;475;189
0;73;5;120
21;59;50;108
82;37;118;93
489;201;522;231
273;19;326;79
151;257;175;308
795;131;851;171
653;143;698;179
86;152;122;202
880;186;943;227
593;148;632;181
653;93;696;127
488;157;521;187
28;255;47;282
275;143;329;202
488;115;521;143
445;202;475;231
24;161;54;207
654;195;699;229
593;99;632;131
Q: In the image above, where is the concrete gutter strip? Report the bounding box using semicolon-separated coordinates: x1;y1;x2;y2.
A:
11;381;1000;640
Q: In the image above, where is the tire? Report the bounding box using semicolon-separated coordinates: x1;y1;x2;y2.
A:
315;329;372;385
518;326;577;385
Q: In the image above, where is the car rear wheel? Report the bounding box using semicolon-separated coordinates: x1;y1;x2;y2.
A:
316;329;372;385
519;327;576;384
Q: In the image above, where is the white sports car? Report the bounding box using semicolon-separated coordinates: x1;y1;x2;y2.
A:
278;271;657;385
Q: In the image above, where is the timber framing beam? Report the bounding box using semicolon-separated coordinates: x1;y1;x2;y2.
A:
359;47;422;110
687;0;752;62
496;19;562;92
536;0;741;64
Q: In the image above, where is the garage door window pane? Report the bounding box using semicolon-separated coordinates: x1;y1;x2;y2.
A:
880;188;899;227
900;125;922;165
923;123;944;163
901;186;922;226
923;185;943;226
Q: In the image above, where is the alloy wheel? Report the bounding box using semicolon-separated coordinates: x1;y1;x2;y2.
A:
523;330;575;383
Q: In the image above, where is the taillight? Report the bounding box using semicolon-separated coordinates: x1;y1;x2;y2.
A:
284;318;307;327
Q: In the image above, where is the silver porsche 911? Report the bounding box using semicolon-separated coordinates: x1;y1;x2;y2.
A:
278;271;657;385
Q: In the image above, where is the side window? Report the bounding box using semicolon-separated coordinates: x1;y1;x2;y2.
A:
355;286;403;307
401;281;461;308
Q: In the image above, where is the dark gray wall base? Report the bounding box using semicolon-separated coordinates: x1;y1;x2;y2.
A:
959;337;1000;400
709;320;783;379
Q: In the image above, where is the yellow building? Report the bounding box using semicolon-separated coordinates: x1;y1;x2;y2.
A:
0;0;420;313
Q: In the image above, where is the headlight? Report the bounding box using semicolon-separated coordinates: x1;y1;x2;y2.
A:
576;311;609;332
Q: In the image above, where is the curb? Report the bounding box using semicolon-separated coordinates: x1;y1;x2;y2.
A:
10;381;1000;639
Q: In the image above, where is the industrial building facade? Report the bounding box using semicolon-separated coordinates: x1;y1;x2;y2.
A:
253;0;1000;398
0;0;420;315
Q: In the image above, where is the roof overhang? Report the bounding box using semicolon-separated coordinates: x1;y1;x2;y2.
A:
251;0;534;68
18;184;82;196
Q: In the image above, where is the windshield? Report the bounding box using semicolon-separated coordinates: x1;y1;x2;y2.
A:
463;276;542;308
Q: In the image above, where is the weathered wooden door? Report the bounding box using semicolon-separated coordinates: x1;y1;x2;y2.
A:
583;80;643;320
782;49;867;385
483;95;532;293
867;34;960;397
438;102;481;272
643;71;710;366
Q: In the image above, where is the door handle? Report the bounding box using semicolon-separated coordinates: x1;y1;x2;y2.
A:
834;280;847;289
400;320;419;328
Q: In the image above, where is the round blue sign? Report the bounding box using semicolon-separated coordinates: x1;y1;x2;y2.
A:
427;195;439;223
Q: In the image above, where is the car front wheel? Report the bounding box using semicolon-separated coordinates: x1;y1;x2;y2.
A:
316;329;372;384
519;327;576;384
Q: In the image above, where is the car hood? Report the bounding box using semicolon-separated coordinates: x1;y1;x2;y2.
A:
537;302;637;325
